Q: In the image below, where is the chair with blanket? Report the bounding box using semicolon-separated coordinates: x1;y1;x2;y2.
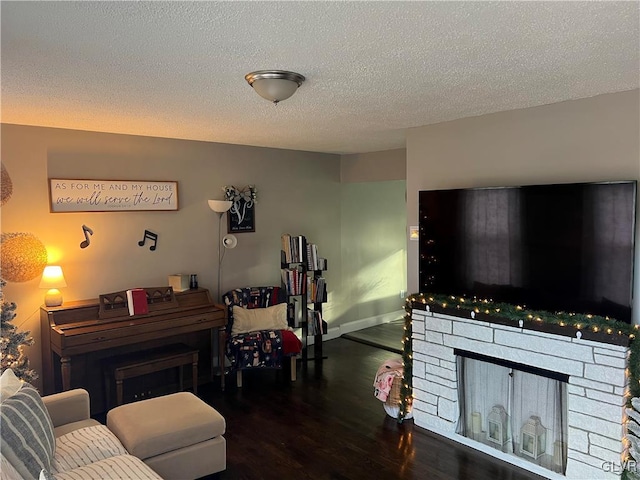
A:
222;286;302;387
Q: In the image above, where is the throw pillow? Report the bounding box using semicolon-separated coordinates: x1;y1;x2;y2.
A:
39;469;55;480
231;303;288;335
0;383;56;479
1;452;22;480
52;455;163;480
0;369;23;402
50;425;128;475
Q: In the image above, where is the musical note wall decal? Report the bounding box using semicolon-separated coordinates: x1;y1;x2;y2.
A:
138;229;158;251
79;224;94;249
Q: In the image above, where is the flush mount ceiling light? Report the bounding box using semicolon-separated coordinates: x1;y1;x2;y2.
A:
244;70;305;104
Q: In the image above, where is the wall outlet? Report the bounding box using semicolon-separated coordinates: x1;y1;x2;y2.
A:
400;290;407;299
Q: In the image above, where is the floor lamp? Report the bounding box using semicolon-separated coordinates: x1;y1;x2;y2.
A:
208;200;233;301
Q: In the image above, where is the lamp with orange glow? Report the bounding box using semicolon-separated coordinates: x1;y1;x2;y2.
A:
39;266;67;307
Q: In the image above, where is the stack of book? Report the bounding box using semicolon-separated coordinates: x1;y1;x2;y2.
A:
307;277;326;303
281;268;306;295
307;309;327;336
281;234;327;270
281;234;307;264
306;243;327;271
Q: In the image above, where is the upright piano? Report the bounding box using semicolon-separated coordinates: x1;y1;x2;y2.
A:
40;287;226;398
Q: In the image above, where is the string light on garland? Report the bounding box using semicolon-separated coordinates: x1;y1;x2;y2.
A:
623;395;640;480
397;296;413;424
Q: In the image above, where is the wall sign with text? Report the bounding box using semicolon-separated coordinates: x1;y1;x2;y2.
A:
49;179;179;212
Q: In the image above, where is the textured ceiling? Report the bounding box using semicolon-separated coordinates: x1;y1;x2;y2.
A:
1;1;638;155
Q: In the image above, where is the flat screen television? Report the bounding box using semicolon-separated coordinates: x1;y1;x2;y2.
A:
419;181;637;323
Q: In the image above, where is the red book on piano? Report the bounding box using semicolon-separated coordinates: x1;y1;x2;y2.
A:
126;288;149;316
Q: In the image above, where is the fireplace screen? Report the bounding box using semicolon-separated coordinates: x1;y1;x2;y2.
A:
456;351;568;475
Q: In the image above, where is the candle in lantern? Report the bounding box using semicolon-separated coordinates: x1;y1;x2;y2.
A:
553;440;565;466
471;411;482;435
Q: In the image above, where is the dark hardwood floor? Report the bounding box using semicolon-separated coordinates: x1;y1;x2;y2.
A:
199;338;545;480
341;319;405;354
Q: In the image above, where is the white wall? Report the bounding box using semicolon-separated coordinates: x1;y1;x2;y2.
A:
406;90;640;323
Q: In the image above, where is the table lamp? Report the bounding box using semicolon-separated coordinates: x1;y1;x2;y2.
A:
39;265;67;307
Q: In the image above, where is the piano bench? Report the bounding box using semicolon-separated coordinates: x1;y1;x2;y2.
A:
103;343;199;409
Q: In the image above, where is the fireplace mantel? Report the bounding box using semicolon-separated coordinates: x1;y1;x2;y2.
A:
411;306;629;479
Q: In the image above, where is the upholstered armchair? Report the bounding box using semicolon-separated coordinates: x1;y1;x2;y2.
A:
222;286;302;387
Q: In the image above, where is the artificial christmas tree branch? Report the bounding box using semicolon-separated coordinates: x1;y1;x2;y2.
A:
1;278;37;383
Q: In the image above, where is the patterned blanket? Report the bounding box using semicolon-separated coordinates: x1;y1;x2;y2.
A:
226;330;285;369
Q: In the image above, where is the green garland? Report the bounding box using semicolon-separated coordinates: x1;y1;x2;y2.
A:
397;298;413;423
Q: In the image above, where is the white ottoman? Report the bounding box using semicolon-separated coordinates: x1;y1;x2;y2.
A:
107;392;226;479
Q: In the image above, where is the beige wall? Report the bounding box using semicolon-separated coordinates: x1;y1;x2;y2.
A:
1;124;343;389
341;148;406;182
406;89;640;322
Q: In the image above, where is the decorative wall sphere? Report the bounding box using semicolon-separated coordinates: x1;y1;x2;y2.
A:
0;233;48;282
1;164;13;206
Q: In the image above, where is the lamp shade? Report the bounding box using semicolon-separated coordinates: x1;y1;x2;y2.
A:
208;200;232;213
222;234;237;249
39;265;67;289
39;265;67;307
245;70;305;104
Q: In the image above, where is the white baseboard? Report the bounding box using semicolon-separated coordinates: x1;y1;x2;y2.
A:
306;309;404;345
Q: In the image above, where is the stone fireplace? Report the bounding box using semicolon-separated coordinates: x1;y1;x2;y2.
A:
411;305;629;479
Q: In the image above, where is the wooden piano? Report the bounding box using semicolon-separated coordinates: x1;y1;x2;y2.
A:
40;287;227;399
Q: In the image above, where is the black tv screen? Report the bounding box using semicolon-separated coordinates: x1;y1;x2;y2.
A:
419;181;637;322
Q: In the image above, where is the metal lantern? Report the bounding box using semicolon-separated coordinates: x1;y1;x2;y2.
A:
487;405;511;446
520;415;547;459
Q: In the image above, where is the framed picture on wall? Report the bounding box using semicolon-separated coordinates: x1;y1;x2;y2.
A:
224;185;257;233
48;179;178;212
